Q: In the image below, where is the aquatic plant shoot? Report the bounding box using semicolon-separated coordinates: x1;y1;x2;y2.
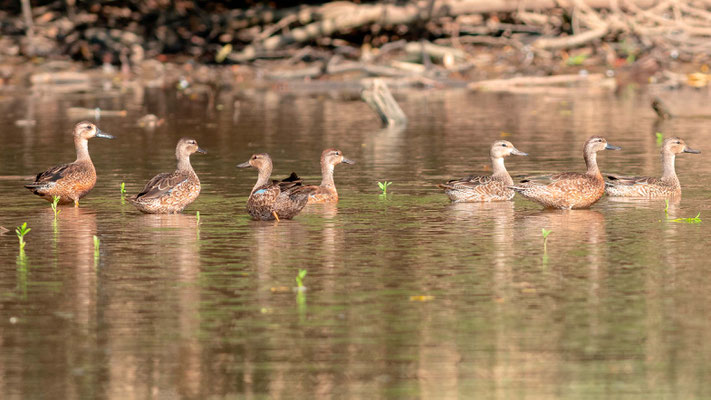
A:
120;182;126;195
378;181;392;194
295;269;307;291
51;195;61;217
16;222;30;251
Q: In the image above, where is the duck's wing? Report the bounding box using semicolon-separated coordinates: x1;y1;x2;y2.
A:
25;163;74;188
606;174;659;186
438;175;494;190
516;172;586;186
134;171;191;200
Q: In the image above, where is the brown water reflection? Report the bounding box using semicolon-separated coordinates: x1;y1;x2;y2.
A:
1;86;711;398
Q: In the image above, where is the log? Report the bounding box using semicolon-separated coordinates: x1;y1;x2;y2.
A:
468;73;616;92
229;0;658;62
361;78;407;127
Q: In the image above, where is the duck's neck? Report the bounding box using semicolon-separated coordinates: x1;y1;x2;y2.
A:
661;151;679;185
252;164;273;194
320;162;335;188
74;137;91;162
177;154;194;173
491;156;513;185
584;150;601;178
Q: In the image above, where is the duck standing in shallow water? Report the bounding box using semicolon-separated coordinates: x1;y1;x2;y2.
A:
25;121;114;207
510;136;621;209
237;153;312;221
128;138;205;214
606;137;700;198
438;140;528;202
305;149;355;204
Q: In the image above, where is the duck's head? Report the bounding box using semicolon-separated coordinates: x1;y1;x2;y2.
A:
490;140;527;158
74;121;114;140
237;153;272;170
585;136;621;153
321;148;355;166
663;137;700;155
177;137;206;158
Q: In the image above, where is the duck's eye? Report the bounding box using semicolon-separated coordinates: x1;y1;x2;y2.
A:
252;156;257;160
335;151;340;155
501;143;507;147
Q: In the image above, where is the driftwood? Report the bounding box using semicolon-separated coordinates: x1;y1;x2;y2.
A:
361;79;407;127
468;73;616;92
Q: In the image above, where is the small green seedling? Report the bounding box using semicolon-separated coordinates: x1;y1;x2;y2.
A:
196;211;201;224
378;181;392;194
664;199;669;215
670;212;702;224
51;196;61;217
16;223;30;251
656;132;664;145
295;269;307;290
120;182;126;195
93;235;100;251
542;228;552;251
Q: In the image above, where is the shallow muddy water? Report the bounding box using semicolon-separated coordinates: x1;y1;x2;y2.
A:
1;85;710;399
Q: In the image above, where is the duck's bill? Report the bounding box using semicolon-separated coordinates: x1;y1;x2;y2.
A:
511;149;528;156
683;147;701;154
342;157;355;164
196;147;207;154
605;144;622;150
95;130;114;139
236;161;251;168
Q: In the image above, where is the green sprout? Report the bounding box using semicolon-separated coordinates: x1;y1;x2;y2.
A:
93;235;100;265
51;196;61;217
542;228;552;252
295;269;307;290
196;211;200;224
377;181;392;194
669;212;702;224
16;223;30;252
656;132;664;145
664;199;669;215
120;182;126;195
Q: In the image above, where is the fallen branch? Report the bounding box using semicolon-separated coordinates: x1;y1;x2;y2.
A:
468;73;616;91
361;79;407;127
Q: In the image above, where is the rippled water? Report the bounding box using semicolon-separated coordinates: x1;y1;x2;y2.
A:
1;85;710;399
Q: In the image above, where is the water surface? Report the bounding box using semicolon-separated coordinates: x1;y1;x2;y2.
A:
1;85;710;399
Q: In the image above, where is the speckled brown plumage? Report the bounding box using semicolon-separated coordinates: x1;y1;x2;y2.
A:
511;136;621;209
237;153;312;221
605;137;700;198
128;138;205;214
305;148;354;204
25;121;114;206
439;140;528;202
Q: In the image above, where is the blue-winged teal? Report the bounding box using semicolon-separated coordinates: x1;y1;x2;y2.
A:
438;140;528;202
128;138;205;214
25;121;114;206
510;136;621;209
305;148;354;204
237;153;312;221
606;137;699;198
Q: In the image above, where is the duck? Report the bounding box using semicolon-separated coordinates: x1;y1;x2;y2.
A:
305;148;355;204
438;140;528;202
127;138;205;214
605;137;699;198
237;153;312;221
510;136;621;209
25;121;114;207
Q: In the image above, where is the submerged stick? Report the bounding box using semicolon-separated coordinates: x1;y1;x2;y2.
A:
361;79;407;127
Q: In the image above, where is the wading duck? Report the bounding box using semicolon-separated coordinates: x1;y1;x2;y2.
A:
605;137;699;198
438;140;528;202
305;148;355;204
237;153;312;221
510;136;621;209
128;138;205;214
25;121;114;206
